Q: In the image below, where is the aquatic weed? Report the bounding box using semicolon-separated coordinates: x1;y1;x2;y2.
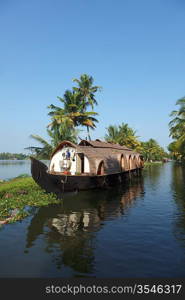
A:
0;177;60;223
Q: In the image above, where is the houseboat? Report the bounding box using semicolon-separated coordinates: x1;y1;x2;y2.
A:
30;139;144;196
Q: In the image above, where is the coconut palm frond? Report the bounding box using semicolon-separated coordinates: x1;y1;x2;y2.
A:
176;97;185;106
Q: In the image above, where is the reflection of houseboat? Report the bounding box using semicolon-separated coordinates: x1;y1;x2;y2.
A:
25;180;144;273
31;139;144;194
49;182;144;235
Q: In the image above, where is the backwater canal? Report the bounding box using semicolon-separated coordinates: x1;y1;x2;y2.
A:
0;161;185;277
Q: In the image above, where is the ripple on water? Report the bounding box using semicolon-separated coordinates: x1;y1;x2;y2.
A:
1;162;185;277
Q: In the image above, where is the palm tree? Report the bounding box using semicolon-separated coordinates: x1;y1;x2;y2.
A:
118;123;140;149
169;97;185;161
104;125;120;143
48;76;100;140
48;91;98;131
73;74;101;139
47;126;78;146
26;134;53;159
104;123;140;149
169;97;185;140
27;126;78;159
72;74;101;110
168;140;185;161
140;139;165;161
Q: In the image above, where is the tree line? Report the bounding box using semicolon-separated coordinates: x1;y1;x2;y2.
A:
104;124;168;161
26;74;168;161
0;152;28;160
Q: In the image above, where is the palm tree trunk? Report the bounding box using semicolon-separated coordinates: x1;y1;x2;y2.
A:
87;126;91;141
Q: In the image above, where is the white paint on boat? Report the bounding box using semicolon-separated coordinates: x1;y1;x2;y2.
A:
84;156;90;173
49;146;90;174
49;146;76;174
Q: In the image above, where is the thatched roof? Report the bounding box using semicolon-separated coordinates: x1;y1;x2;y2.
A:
51;139;136;158
78;139;131;151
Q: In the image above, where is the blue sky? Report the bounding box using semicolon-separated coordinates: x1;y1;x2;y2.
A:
0;0;185;153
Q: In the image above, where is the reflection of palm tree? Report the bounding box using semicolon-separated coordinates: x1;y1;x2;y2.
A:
24;179;144;275
143;162;163;185
25;206;59;248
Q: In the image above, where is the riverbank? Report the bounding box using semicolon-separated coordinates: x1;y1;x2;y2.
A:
0;176;60;225
144;161;163;167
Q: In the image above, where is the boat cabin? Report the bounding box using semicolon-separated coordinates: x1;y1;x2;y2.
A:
49;139;144;176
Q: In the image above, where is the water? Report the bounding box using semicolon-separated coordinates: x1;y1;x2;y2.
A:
0;162;185;277
0;160;49;180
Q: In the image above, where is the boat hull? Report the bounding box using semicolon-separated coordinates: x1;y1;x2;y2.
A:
30;157;141;195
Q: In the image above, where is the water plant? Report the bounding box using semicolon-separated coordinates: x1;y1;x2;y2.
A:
0;176;60;224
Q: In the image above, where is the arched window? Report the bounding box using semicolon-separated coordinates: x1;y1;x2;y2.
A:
129;155;132;170
133;156;137;169
124;156;129;170
97;161;104;175
120;154;125;171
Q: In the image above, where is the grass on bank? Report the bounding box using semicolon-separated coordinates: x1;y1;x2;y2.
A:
144;161;163;167
0;176;60;224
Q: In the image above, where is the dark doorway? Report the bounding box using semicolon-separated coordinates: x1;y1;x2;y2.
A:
97;161;104;175
78;153;84;173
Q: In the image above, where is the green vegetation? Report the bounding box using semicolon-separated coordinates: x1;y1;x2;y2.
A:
0;176;60;224
0;152;28;160
144;161;163;167
104;124;168;162
48;75;100;136
168;97;185;161
105;123;140;149
140;139;168;161
24;73;169;162
27;74;101;159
